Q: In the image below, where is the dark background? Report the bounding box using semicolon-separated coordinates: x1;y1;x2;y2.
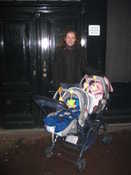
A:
0;0;131;128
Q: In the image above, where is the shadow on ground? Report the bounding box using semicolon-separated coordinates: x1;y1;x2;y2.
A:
0;128;131;175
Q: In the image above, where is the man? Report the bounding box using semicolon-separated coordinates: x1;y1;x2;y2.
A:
52;30;87;84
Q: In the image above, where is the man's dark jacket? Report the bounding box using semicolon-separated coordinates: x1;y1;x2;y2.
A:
52;44;87;84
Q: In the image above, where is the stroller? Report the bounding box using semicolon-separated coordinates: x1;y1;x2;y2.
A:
40;74;113;171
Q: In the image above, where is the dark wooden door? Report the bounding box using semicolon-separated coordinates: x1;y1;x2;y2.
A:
37;11;84;95
0;13;38;127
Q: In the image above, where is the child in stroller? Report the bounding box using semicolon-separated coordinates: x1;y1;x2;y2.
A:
43;74;113;171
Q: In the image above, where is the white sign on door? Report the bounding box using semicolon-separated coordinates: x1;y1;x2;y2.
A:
88;25;100;36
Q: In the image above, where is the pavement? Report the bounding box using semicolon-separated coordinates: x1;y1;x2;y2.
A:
0;122;131;175
0;122;131;135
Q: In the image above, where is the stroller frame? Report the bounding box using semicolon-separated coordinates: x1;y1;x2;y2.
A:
44;93;111;172
36;74;113;172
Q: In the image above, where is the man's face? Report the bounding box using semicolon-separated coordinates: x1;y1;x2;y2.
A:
65;32;76;47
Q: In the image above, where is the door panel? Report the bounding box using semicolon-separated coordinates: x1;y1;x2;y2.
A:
0;18;38;128
38;12;82;95
4;22;27;82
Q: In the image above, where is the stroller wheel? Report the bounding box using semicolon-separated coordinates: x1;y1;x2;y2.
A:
76;158;86;172
45;146;54;158
101;134;112;144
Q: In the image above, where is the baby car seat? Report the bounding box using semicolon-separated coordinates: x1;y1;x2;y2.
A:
44;87;89;136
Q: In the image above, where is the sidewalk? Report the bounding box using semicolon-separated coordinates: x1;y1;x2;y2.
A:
0;123;131;175
0;122;131;135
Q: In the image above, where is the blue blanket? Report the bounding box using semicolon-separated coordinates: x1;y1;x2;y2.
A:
44;109;80;132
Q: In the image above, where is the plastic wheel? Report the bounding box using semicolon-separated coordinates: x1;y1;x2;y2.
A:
45;146;54;158
102;134;112;144
76;158;86;172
